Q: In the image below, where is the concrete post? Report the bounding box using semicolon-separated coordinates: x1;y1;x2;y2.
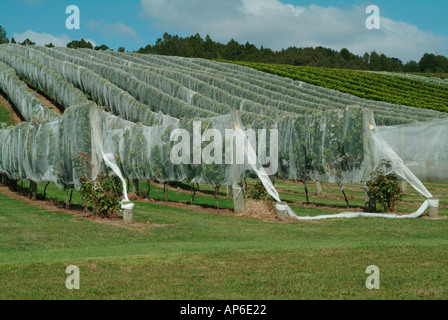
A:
428;199;439;218
121;201;134;224
276;202;290;221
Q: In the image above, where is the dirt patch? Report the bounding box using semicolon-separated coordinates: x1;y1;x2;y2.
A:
0;185;65;212
28;87;62;114
236;200;298;223
287;201;364;212
127;192;140;201
237;200;278;222
421;215;448;221
0;185;155;230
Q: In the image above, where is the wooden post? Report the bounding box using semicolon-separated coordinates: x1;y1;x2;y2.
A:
364;187;376;212
316;181;323;196
226;185;231;198
133;179;139;196
1;173;7;185
30;181;38;200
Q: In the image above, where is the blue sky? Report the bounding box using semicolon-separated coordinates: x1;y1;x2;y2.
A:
1;0;447;62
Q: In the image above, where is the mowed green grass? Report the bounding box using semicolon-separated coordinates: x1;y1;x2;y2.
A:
0;101;15;125
0;180;448;300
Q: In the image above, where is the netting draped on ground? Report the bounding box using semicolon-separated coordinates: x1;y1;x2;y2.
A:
0;44;440;219
0;102;432;202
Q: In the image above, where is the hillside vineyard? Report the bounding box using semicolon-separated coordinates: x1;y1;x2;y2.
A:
0;43;444;205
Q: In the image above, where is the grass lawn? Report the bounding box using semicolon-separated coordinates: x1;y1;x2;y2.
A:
0;179;447;300
0;101;15;125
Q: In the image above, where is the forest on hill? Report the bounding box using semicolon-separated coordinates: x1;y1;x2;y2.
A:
136;33;448;73
1;25;447;74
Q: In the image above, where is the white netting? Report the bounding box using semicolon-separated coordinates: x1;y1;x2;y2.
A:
0;44;442;220
378;118;448;183
1;44;177;127
0;47;89;109
0;60;59;122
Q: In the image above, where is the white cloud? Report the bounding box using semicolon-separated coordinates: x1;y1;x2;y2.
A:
13;30;71;47
84;39;98;48
140;0;448;61
12;30;97;48
86;21;142;42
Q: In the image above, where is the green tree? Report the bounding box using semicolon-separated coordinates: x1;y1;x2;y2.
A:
403;60;419;72
369;51;381;71
67;39;94;49
340;48;351;61
20;38;35;46
132;32;431;72
45;43;55;48
203;34;217;59
367;160;403;212
0;26;9;44
137;44;152;54
363;52;370;66
419;53;448;73
94;44;110;51
223;39;244;60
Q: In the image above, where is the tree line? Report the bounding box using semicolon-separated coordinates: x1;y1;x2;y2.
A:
137;33;448;73
1;25;447;73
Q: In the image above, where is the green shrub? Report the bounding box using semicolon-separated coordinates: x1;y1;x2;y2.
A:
74;152;122;219
247;179;267;200
366;160;403;212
